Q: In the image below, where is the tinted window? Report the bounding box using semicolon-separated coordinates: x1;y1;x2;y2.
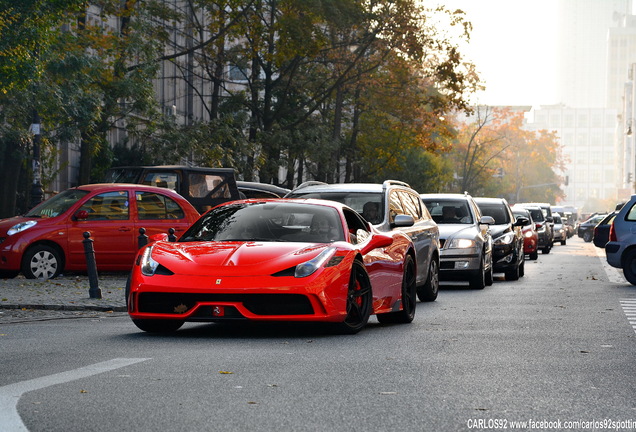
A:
477;203;510;225
388;191;405;224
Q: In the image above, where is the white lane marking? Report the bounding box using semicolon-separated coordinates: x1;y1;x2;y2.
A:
594;244;625;284
621;300;636;335
0;358;150;432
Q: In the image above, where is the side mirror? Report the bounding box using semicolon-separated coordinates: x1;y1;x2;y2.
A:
392;214;415;228
361;233;393;255
479;216;496;225
150;233;169;243
546;216;554;223
74;210;89;220
514;216;529;227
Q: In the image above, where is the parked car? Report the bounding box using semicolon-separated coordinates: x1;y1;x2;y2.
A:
578;214;607;242
515;204;552;254
552;213;567;245
237;181;290;199
519;202;554;247
127;199;417;334
0;184;200;279
606;195;636;284
475;197;527;281
420;193;494;289
512;207;539;260
285;181;440;302
104;165;241;213
593;211;617;248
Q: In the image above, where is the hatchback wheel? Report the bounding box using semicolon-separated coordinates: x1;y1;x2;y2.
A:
21;245;62;279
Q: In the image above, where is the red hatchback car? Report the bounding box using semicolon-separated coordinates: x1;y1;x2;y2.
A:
512;206;539;260
0;184;199;279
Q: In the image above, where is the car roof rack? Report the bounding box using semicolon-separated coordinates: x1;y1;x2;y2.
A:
382;180;410;190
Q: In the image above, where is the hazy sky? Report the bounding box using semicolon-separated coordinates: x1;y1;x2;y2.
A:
435;0;560;107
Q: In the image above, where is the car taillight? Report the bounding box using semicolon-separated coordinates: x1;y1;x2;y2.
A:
609;222;616;241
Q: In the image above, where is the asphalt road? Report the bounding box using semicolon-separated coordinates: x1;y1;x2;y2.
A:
1;237;636;432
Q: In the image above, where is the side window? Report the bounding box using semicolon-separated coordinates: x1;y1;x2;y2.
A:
78;191;129;221
388;191;405;224
136;192;185;220
626;203;636;221
399;191;422;221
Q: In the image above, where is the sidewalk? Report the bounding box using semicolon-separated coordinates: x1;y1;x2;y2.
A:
0;273;128;313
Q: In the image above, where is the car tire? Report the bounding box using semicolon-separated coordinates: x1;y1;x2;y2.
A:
132;319;184;333
469;256;486;290
21;245;63;279
505;264;520;281
417;257;439;302
379;255;417;324
622;249;636;285
542;246;551;254
561;239;566;245
334;260;372;334
485;261;494;286
519;258;525;277
583;232;593;242
530;251;538;260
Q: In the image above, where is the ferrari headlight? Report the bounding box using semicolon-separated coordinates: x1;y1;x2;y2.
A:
295;247;337;278
494;232;515;245
140;245;159;276
446;238;475;249
7;220;37;236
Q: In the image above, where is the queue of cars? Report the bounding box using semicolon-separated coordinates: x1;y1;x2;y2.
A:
0;170;575;333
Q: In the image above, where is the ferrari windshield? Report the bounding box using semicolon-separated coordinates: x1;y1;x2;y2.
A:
25;189;90;218
181;202;345;243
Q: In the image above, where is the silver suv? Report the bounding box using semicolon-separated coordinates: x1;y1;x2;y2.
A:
420;193;495;289
605;194;636;284
286;181;441;301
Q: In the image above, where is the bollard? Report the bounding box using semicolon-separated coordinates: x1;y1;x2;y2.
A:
168;228;177;242
82;232;102;299
138;227;148;249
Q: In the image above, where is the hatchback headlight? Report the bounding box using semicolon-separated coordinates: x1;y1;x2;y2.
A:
446;238;476;249
7;220;37;236
295;247;337;278
494;232;515;245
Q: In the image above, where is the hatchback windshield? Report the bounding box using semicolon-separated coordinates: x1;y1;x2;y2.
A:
25;189;89;218
477;203;510;225
181;202;345;243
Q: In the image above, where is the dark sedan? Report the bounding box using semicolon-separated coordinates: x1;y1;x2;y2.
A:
578;214;607;242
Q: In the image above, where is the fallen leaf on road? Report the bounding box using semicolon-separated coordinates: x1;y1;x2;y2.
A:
219;371;233;374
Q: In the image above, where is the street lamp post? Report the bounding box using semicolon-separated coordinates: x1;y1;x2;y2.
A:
30;109;44;208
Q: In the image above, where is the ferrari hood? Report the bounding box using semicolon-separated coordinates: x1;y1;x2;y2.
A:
150;241;330;276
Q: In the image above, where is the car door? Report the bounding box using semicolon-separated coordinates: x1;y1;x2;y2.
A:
396;190;434;286
67;190;137;270
132;190;194;241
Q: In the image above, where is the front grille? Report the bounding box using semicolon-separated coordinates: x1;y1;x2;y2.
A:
138;292;314;316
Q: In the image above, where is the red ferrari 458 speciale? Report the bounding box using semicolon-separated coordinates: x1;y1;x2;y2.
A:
126;199;417;334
